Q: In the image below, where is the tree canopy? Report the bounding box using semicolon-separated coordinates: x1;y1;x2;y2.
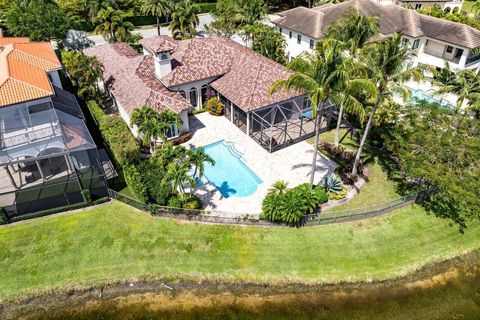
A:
5;0;71;41
242;23;287;65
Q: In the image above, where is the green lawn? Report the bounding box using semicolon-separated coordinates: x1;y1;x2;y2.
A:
0;201;479;300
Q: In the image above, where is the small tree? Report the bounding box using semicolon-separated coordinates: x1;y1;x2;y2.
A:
169;0;200;40
140;0;172;36
94;7;134;43
242;23;286;65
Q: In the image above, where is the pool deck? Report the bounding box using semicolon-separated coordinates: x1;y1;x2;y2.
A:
182;113;337;217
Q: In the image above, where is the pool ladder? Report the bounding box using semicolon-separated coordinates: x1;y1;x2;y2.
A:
224;141;245;159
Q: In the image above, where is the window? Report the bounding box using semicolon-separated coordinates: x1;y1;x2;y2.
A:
165;123;179;139
309;39;314;49
297;34;302;44
446;45;454;53
412;39;420;49
201;84;209;106
402;38;409;47
414;3;422;9
178;90;186;99
279;27;282;33
289;31;292;39
160;53;169;61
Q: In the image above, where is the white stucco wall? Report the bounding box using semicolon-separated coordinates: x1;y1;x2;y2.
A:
276;26;316;60
171;77;218;110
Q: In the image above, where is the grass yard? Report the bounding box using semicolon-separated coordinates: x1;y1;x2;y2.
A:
0;201;479;300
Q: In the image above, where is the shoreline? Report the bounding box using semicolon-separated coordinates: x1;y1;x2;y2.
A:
3;249;479;319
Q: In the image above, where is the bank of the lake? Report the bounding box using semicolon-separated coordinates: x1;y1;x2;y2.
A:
1;201;479;302
3;250;480;320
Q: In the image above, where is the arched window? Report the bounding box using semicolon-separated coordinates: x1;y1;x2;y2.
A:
160;53;169;61
178;90;186;99
201;84;209;106
189;88;197;108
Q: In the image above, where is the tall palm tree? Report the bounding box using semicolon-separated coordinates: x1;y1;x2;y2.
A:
130;106;165;152
94;7;134;43
270;38;377;186
188;148;215;178
169;1;199;40
86;0;118;22
164;162;195;195
328;10;380;147
140;0;172;36
351;32;424;175
437;69;480;110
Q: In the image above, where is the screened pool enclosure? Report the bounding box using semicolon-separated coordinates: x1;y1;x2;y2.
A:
220;94;336;152
0;88;108;218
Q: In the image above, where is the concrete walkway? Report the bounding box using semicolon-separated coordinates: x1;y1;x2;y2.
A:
182;113;337;217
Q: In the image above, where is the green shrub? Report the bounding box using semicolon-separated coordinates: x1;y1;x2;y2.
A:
93;197;110;205
101;115;140;166
183;195;203;210
196;3;216;13
329;186;348;201
149;204;160;215
205;97;224;116
87;100;105;123
81;189;93;205
8;202;88;223
313;186;329;205
322;174;343;193
123;165;148;203
167;196;182;208
0;208;8;225
290;183;320;214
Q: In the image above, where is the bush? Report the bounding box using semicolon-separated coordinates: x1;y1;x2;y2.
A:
123;165;148;203
101;115;140;166
313;186;329;204
205;97;224;116
320;142;363;184
183;194;203;210
81;189;93;205
196;3;216;13
0;208;8;225
329;186;348;201
167;196;182;208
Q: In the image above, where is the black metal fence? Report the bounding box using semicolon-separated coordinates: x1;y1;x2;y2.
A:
108;189;418;227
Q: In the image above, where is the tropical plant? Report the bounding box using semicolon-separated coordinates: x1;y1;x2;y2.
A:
6;0;71;41
351;32;425;175
62;30;95;51
85;0;118;22
205;97;224;115
61;51;104;99
328;186;347;200
182;194;203;209
208;0;266;36
123;165;148;202
322;174;343;193
188;148;215;178
291;183;322;214
164;162;196;196
270;38;376;186
140;0;172;36
130;106;182;152
436;69;480;111
240;0;267;26
94;7;134;43
169;0;200;40
261;180;288;222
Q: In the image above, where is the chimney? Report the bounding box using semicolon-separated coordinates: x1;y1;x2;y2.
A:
153;50;172;79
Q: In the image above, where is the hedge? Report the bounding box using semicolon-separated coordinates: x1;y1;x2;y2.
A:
123;165;148;203
86;100;140;168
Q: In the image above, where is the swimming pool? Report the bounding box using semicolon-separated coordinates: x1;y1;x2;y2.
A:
410;88;452;107
201;140;262;198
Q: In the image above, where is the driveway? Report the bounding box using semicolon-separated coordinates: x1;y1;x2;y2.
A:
88;13;213;45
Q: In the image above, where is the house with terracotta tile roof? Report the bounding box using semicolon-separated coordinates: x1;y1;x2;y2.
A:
271;0;480;71
0;36;108;217
85;36;332;153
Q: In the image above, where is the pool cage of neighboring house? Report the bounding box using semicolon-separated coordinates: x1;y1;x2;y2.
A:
219;94;336;152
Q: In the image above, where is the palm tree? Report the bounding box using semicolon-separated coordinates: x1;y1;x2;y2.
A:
351;32;424;175
130;106;164;152
94;7;134;43
140;0;172;36
86;0;118;22
164;162;195;195
188;148;215;178
437;69;480;110
169;1;200;40
328;10;380;147
270;38;376;186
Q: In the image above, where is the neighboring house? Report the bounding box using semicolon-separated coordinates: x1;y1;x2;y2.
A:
271;0;480;72
376;0;463;12
85;36;329;153
0;36;108;217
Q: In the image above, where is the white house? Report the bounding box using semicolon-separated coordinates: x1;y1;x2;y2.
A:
375;0;463;12
271;0;480;72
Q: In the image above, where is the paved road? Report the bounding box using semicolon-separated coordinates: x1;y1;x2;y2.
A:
88;13;213;45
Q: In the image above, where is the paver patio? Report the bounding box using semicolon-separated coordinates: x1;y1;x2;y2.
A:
182;112;337;217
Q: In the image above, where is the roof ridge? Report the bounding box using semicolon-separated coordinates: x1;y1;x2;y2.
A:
9;76;53;96
13;43;60;69
245;59;264;109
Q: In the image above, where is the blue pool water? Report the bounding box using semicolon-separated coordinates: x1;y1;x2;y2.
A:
410;89;452;107
201;140;262;198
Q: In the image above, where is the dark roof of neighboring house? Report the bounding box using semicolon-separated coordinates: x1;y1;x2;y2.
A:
161;36;303;111
84;43;191;115
272;0;480;49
